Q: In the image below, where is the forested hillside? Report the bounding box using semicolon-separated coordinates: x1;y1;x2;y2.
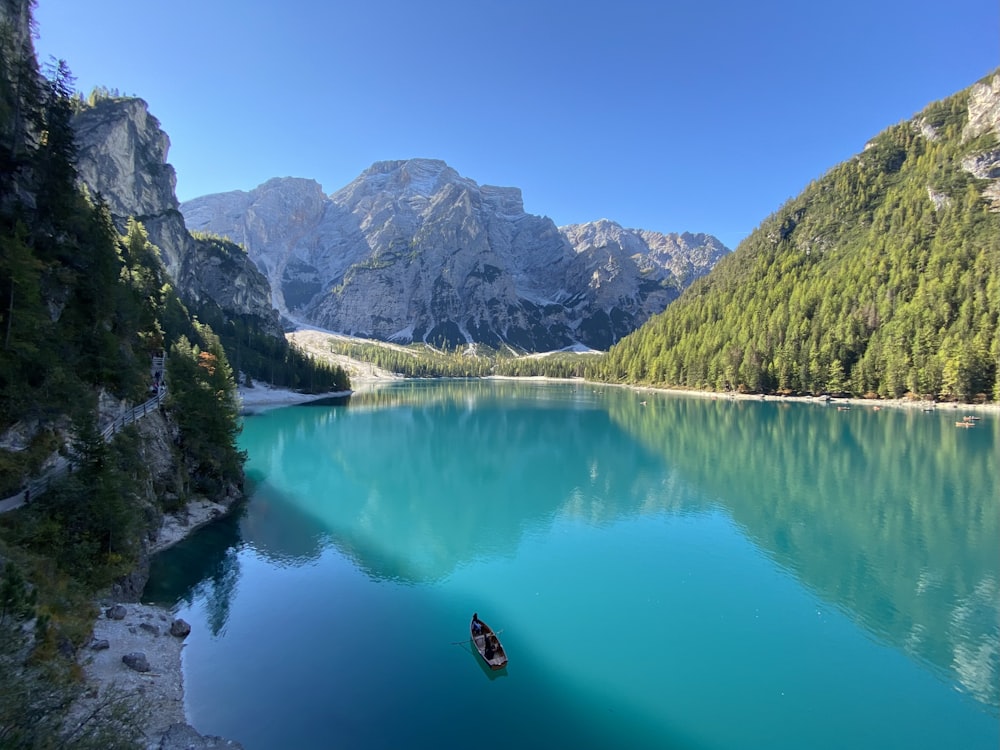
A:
326;338;595;379
0;2;345;743
183;232;350;394
592;73;1000;402
0;44;245;498
0;7;234;743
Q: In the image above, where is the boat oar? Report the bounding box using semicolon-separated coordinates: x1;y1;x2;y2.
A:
449;627;503;645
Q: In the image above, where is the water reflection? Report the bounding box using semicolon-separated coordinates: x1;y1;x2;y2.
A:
150;381;999;711
604;392;1000;710
144;507;244;636
466;639;508;681
238;473;331;566
237;381;675;582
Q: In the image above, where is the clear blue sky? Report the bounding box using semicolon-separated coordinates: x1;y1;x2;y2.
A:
34;0;998;250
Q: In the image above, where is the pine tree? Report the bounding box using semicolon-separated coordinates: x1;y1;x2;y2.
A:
166;323;244;494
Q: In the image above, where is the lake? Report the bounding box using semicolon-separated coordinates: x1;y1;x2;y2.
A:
144;380;999;749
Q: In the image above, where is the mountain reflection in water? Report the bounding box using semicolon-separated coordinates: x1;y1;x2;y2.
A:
146;380;999;712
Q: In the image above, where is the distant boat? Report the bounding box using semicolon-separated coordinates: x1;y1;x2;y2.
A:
470;614;507;671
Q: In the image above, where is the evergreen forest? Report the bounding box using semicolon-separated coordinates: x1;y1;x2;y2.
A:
328;339;595;379
0;0;995;741
590;74;1000;403
0;4;346;745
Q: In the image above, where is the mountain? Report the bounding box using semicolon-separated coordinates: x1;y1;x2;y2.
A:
181;159;728;350
594;71;1000;402
68;94;351;395
560;219;728;308
71;97;282;336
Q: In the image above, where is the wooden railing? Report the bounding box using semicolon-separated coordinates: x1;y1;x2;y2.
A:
101;389;165;441
0;388;166;513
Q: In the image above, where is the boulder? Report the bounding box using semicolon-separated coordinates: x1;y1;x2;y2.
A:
122;652;150;672
105;604;127;620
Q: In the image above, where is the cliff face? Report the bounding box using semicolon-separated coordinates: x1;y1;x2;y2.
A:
182;159;729;350
68;99;731;351
0;0;40;214
961;74;1000;209
559;220;729;345
72;99;186;272
71;97;282;335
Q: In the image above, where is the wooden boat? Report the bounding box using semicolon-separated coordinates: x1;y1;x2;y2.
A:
470;614;507;670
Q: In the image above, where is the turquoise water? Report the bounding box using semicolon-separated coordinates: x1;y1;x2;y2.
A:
145;381;1000;749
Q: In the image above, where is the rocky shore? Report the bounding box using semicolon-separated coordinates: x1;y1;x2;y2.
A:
74;384;349;750
75;499;244;749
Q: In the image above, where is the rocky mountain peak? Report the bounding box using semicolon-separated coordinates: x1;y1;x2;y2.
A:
71;97;184;273
73;98;177;220
561;220;729;288
333;158;520;221
71;96;281;334
344;158;466;199
182;161;730;350
561;219;635;250
480;185;525;217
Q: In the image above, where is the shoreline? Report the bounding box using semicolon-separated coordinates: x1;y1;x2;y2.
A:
237;376;406;415
76;378;386;747
77;500;244;749
84;374;993;747
619;383;1000;413
237;348;999;416
485;374;1000;414
237;383;353;412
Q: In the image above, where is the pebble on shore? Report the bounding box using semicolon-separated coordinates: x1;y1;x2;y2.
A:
74;498;246;749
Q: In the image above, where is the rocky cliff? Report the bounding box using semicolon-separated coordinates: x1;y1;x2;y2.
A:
71;97;282;335
182;159;729;350
960;73;1000;209
559;220;729;343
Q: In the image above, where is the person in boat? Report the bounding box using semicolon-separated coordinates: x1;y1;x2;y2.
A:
484;634;495;659
472;613;482;636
